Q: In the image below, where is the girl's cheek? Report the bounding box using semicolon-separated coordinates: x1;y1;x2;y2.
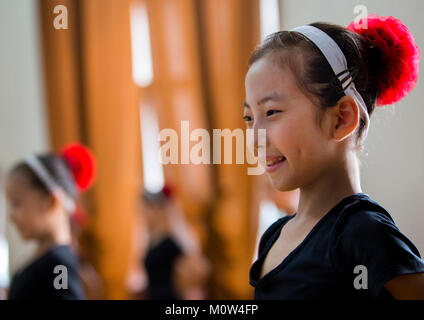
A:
272;123;299;150
268;120;289;141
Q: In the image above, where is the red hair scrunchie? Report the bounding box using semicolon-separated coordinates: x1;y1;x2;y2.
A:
61;142;97;192
347;15;420;106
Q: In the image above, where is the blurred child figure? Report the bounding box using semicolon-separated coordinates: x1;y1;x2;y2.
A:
137;185;210;300
5;143;96;300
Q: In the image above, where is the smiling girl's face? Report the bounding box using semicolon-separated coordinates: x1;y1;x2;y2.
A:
244;54;337;191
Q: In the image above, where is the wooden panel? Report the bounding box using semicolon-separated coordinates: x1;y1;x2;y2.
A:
40;0;260;299
39;0;82;150
146;0;213;248
79;0;142;299
199;0;261;299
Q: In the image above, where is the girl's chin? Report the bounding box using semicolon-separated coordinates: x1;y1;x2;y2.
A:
267;176;296;192
267;177;282;189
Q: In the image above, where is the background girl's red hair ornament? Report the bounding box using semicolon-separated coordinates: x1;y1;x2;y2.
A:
61;142;97;193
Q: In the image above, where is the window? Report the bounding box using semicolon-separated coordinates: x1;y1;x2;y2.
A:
260;0;281;41
130;1;153;88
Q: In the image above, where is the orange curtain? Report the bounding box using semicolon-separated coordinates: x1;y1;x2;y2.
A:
145;0;213;248
39;0;260;299
39;0;142;299
39;0;82;147
198;0;261;299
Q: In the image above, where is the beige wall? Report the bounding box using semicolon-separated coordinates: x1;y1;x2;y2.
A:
0;0;49;280
279;0;424;253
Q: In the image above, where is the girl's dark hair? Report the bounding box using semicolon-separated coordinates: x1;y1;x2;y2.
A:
249;22;383;148
11;155;78;200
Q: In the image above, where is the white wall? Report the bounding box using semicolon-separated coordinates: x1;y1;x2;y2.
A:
0;0;49;282
279;0;424;253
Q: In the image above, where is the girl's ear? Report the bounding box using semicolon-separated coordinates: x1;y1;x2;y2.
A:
331;95;360;141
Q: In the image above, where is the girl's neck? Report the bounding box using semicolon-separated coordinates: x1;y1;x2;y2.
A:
296;152;362;222
148;219;170;246
35;223;72;258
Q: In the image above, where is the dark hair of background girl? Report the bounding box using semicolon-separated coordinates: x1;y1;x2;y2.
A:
10;155;77;200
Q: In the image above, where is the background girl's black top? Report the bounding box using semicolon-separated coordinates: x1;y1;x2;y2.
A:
8;244;85;300
144;236;183;300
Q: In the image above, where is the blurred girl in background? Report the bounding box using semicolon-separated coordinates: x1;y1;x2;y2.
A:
6;143;96;300
134;185;210;300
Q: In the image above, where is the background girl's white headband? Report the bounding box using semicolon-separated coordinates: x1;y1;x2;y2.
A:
25;155;76;213
290;25;370;139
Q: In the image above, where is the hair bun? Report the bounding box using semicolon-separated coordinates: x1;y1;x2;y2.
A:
347;15;420;106
61;142;97;192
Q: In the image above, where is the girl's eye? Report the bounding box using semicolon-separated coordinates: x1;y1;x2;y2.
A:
266;110;282;117
243;115;253;122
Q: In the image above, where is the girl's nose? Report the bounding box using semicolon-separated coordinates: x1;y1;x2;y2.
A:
250;124;268;158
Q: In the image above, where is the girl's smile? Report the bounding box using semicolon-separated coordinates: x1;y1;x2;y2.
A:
265;155;287;173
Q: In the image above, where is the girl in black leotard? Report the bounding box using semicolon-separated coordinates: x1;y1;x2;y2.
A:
140;186;210;300
244;15;424;299
6;143;96;300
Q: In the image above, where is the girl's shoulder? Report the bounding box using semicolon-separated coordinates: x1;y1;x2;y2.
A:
330;194;424;297
332;193;398;239
330;193;423;263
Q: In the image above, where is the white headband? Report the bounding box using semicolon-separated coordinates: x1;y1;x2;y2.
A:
291;25;370;139
25;155;76;213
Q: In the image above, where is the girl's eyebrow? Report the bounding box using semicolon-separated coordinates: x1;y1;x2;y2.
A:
243;92;284;109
